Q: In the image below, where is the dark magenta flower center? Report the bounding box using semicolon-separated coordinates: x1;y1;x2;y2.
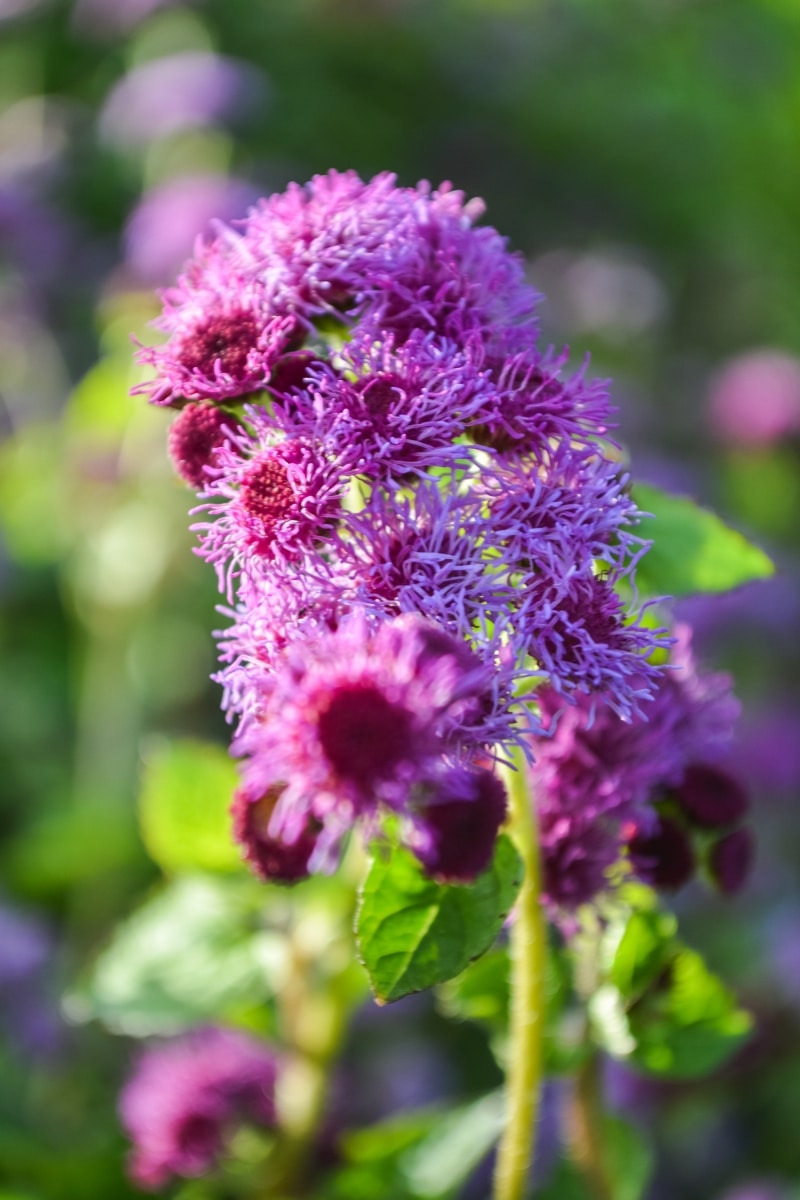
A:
317;684;413;786
240;455;295;529
357;374;403;431
180;311;260;379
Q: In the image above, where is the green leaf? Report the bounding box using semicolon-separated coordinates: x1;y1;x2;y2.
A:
138;737;242;873
401;1090;505;1198
601;1114;653;1200
626;944;752;1078
66;876;285;1036
338;1094;505;1200
356;835;522;1004
608;909;678;1002
632;483;774;597
590;905;752;1079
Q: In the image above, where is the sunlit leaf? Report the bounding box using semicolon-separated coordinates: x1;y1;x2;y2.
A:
633;483;774;596
356;836;522;1004
138;737;241;874
66;876;285;1036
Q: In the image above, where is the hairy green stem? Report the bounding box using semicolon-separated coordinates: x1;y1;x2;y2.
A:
493;745;546;1200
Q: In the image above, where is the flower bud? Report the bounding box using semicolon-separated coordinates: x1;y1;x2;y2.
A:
627;815;695;890
708;827;755;895
675;763;749;829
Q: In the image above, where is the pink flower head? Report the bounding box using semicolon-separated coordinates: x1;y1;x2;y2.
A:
708;349;800;448
119;1028;279;1189
193;413;352;596
135;232;302;407
231;785;319;884
235;611;517;869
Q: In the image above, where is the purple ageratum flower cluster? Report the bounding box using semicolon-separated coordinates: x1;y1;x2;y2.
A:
137;170;668;886
532;624;752;912
119;1027;279;1189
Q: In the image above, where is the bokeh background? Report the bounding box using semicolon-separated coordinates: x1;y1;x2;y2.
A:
1;1;799;1197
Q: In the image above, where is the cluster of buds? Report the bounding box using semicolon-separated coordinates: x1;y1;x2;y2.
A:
138;170;705;888
532;625;752;912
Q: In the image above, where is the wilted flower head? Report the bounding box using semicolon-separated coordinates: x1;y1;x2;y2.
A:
119;1027;279;1189
532;625;745;911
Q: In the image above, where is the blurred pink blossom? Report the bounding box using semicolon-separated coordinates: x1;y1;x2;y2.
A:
124;173;257;284
100;52;265;146
708;350;800;447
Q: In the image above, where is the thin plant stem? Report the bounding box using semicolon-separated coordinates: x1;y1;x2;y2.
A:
564;1049;613;1200
493;743;546;1200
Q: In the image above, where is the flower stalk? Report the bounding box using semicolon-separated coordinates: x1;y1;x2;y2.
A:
494;742;546;1200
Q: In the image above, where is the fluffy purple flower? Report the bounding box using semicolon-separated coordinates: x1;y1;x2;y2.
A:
119;1027;279;1189
135;170;679;892
333;480;504;640
307;330;487;479
468;345;613;460
519;570;663;719
234;611;518;869
243;171;540;345
532;625;741;911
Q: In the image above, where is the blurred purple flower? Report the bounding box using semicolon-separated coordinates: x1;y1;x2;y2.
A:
708;350;800;448
0;184;69;283
677;572;800;643
72;0;180;37
0;0;47;22
100;52;265;147
718;1185;787;1200
0;899;60;1058
120;1027;279;1189
730;707;800;795
124;174;258;284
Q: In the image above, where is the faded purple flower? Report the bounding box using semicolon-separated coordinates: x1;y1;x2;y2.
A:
100;53;264;147
120;1027;279;1190
0;899;60;1059
532;625;741;911
125;174;258;285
